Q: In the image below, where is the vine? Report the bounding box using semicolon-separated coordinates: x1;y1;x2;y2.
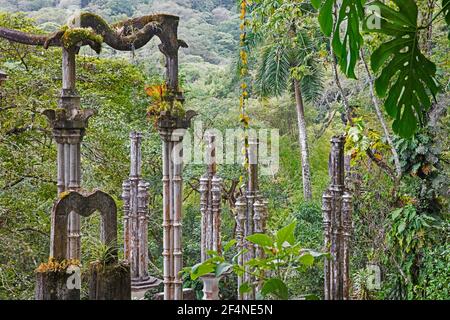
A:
239;0;250;171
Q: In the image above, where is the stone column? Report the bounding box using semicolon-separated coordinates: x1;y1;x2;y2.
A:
234;138;269;300
123;132;161;296
235;196;246;301
198;134;223;300
44;47;95;261
158;111;195;300
199;134;222;261
322;190;332;300
342;191;352;299
322;135;352;300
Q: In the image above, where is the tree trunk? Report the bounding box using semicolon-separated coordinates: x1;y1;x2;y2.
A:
293;79;312;201
360;50;402;180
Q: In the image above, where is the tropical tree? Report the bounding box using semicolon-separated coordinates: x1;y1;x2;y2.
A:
254;31;323;200
248;0;324;200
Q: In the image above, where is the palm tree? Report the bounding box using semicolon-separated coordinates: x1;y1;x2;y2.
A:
255;31;323;200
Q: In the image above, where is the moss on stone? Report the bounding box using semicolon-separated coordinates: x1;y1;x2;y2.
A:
59;26;103;49
36;257;81;273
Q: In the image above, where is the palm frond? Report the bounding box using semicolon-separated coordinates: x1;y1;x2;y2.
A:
301;58;324;103
255;42;290;97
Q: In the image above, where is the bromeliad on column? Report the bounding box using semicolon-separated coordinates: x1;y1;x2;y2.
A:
122;132;161;297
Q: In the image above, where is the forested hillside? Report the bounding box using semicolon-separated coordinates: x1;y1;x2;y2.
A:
0;0;448;300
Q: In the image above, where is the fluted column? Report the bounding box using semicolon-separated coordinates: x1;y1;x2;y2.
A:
122;181;131;260
211;175;222;255
199;134;222;262
233;138;270;300
158;111;195;300
342;191;352;300
160;127;172;299
322;190;332;300
199;174;209;262
44;47;94;261
172;129;184;300
123;132;160;293
235;196;246;300
322;135;352;300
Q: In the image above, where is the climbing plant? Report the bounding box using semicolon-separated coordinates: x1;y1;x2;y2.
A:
312;0;449;137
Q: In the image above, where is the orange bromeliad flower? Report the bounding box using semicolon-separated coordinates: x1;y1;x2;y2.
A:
145;84;167;101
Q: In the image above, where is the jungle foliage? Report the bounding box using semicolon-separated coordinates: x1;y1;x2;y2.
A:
0;0;448;300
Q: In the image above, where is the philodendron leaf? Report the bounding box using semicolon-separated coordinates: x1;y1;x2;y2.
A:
223;239;237;252
444;0;450;39
246;233;273;248
276;221;296;249
299;252;315;267
190;262;215;280
311;0;322;10
261;278;289;300
364;0;440;138
318;0;334;36
215;262;232;277
316;0;364;78
332;0;365;79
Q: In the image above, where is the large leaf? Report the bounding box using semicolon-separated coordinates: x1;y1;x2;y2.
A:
318;0;334;36
332;0;365;78
276;221;296;249
190;262;215;280
261;278;289;300
444;0;450;39
298;252;315;267
246;233;273;247
364;0;441;138
215;262;232;277
317;0;364;78
311;0;322;10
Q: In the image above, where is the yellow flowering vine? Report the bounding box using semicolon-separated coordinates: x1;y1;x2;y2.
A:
239;0;250;170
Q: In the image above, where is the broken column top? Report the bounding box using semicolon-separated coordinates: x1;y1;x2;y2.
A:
129;131;143;178
329;135;345;187
205;132;217;175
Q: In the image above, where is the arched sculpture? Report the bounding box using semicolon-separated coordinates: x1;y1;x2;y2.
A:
36;190;130;300
0;13;187;90
2;11;193;300
50;191;118;261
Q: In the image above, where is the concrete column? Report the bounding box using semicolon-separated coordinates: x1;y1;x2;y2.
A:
323;135;352;300
124;132;160;295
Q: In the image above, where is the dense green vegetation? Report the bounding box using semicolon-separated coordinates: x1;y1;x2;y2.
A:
0;0;448;300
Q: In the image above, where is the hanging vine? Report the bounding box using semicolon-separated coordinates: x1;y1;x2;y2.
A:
239;0;250;171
